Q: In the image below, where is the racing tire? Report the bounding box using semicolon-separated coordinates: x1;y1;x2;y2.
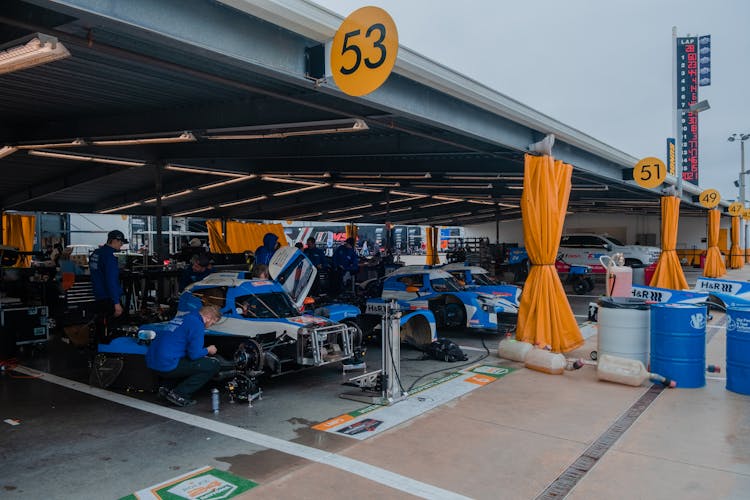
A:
584;277;595;293
573;278;589;295
442;302;466;330
342;319;364;349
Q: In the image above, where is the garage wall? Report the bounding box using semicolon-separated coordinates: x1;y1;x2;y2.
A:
464;213;727;249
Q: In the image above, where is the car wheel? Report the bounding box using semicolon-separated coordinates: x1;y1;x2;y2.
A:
443;302;466;329
573;278;589;295
343;319;364;348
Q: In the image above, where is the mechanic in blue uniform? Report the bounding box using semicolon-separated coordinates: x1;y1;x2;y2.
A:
179;254;212;291
304;236;328;295
254;232;280;266
332;237;359;294
146;305;221;407
89;229;127;345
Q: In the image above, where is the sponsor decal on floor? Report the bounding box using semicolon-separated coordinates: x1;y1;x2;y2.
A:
314;365;515;440
121;466;257;500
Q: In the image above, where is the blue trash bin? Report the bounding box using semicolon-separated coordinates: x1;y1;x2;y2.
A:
650;303;706;388
726;306;750;395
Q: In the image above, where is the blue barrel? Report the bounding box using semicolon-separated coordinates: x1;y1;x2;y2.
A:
650;303;706;388
726;307;750;395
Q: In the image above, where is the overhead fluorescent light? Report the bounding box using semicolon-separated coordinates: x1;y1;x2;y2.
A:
432;195;464;202
333;183;382;193
411;183;492;189
198;175;256;190
498;202;519;208
143;189;194;204
218;195;268;208
0;34;70;75
172;206;215;217
16;139;85;150
165;164;248;177
418;199;462;209
0;146;17;159
288;212;323;220
369;207;412;216
91;132;196;146
339;173;431;180
571;185;609;191
444;174;524;181
29;149;146;167
324;214;364;222
507;185;524;190
260;172;331;179
262;176;328;187
98;202;141;214
272;185;327;197
328;203;373;214
468;199;497;205
205;118;368;140
389;190;429;198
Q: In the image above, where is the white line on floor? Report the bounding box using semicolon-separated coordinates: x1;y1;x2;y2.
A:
15;365;469;500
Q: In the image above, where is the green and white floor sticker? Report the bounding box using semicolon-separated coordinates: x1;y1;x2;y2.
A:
314;364;515;440
122;466;256;500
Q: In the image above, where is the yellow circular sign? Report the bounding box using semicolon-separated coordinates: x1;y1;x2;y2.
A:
728;202;744;216
633;157;667;189
698;189;721;209
330;6;398;96
743;208;750;221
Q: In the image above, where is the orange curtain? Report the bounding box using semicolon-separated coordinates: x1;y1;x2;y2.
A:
345;224;358;241
703;209;726;277
2;213;35;267
729;216;743;269
224;221;287;253
648;196;688;289
425;226;439;266
515;154;582;353
205;220;232;254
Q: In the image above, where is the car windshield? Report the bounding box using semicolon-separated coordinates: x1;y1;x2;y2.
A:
472;273;497;286
606;236;624;246
235;292;299;318
431;277;462;292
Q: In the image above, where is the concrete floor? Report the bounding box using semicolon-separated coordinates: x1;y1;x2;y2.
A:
1;266;748;499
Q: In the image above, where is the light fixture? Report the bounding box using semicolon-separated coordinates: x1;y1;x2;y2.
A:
468;199;497;205
0;34;70;75
172;206;216;217
288;212;324;220
419;199;462;209
262;176;328;187
324;214;364;222
29;149;146;167
431;195;464;202
197;175;256;190
498;202;519;208
91;132;196;146
369;207;412;216
165;164;248;177
506;185;524;190
0;146;17;159
333;184;383;193
411;183;491;189
339;173;431;180
389;190;429;198
328;203;373;214
143;189;194;204
218;195;268;208
97;202;141;214
16;139;86;150
272;185;327;197
205;118;368;140
571;185;609;191
444;174;524;181
343;181;400;188
260;172;331;179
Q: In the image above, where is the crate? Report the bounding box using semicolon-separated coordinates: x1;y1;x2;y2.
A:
1;306;49;345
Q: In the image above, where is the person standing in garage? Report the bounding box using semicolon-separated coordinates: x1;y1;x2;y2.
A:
254;232;280;266
305;236;328;294
332;237;359;295
89;230;127;346
146;305;221;407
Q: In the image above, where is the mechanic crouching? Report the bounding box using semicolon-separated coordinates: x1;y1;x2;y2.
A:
146;305;222;407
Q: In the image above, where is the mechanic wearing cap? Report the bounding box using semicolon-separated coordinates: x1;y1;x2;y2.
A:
179;254;213;291
89;230;128;344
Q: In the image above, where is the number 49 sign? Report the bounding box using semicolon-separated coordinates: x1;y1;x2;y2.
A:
330;7;399;97
633;157;667;189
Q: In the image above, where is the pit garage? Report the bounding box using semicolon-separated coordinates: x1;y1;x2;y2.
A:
0;1;731;499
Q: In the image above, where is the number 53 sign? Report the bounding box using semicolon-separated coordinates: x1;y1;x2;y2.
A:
330;7;398;96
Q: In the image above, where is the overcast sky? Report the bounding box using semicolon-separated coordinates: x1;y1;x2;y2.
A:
312;0;750;202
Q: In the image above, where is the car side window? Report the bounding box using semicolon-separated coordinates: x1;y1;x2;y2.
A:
398;275;423;289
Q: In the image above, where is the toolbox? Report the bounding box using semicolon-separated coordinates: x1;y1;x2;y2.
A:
1;305;49;346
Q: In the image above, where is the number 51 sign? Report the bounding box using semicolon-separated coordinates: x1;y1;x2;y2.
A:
330;7;398;96
633;157;667;189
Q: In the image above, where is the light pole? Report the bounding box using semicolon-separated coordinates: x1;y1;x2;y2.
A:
729;133;750;261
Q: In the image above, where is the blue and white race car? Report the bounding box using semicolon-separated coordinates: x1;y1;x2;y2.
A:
440;262;522;300
364;266;520;333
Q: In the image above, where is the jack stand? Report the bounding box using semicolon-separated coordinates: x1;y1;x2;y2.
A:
340;301;406;406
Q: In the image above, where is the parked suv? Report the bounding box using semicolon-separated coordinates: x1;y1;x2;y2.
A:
559;233;660;271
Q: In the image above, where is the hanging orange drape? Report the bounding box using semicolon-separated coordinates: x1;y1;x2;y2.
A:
225;221;287;253
703;209;726;277
515;155;582;353
425;226;439;266
729;216;743;269
205;220;232;254
2;213;35;267
345;224;358;241
648;196;688;289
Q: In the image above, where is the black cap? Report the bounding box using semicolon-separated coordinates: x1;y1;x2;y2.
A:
107;230;129;244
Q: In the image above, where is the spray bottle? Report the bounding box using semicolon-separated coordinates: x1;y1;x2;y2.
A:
211;388;220;414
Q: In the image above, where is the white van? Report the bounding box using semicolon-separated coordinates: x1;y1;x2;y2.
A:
559;234;661;271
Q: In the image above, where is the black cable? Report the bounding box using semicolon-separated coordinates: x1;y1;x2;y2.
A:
406;332;491;393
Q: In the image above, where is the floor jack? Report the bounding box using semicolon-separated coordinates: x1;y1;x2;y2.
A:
340;301;406;406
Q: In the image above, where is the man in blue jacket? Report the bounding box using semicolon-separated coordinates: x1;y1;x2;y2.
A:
254;232;280;266
146;305;221;407
332;237;359;294
89;230;127;345
304;236;328;295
